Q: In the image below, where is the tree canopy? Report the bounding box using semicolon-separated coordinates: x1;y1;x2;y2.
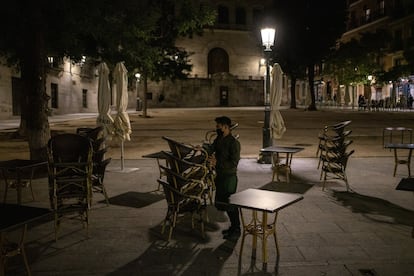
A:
271;0;348;110
0;0;215;160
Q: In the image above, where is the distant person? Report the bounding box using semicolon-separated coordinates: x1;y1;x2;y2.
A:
358;95;366;110
408;94;413;109
207;116;241;240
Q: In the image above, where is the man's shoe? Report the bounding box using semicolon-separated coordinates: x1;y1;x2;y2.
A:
223;228;241;240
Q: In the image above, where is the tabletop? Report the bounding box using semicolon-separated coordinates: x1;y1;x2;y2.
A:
0;204;52;232
142;151;170;159
0;159;47;170
396;178;414;191
227;188;303;213
261;146;304;154
384;143;414;149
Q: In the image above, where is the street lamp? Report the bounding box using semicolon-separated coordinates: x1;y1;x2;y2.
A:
259;27;275;164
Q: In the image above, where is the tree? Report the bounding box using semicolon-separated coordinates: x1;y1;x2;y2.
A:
0;0;214;160
324;30;388;98
273;0;348;110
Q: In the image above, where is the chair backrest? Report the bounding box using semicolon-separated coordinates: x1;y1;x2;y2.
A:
77;126;104;141
162;136;184;157
326;149;355;168
92;158;112;184
324;120;351;134
341;149;354;167
160;165;206;197
161;151;207;180
48;133;92;163
160;165;192;190
93;148;108;163
162;136;208;164
204;122;240;145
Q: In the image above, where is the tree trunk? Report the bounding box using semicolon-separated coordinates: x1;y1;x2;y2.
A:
142;74;148;118
290;77;297;109
21;4;50;161
307;64;317;111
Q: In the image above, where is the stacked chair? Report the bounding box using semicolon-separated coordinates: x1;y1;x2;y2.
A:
157;165;207;241
77;127;111;205
162;136;214;202
47;133;93;240
317;120;354;191
157;136;212;241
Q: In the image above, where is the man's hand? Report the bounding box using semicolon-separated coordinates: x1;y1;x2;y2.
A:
208;153;216;168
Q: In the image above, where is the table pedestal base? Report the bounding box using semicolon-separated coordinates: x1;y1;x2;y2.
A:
238;209;279;274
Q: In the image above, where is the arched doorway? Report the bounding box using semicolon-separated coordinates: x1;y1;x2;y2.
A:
208;48;229;76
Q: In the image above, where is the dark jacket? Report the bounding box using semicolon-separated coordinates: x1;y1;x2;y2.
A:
212;134;240;175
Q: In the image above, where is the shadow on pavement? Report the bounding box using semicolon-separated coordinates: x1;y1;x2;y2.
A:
331;191;414;228
107;235;237;275
103;191;164;208
258;176;316;194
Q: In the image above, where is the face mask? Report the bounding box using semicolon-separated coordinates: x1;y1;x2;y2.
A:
216;128;224;136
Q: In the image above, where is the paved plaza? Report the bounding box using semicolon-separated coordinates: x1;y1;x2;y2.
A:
1;107;413;275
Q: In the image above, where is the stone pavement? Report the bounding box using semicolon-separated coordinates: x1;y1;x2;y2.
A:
1;107;414;275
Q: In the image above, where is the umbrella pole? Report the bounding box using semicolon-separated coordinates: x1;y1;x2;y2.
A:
121;140;125;170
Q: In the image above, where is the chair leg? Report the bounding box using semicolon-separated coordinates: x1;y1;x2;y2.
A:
54;212;59;241
322;172;327;191
3;171;9;203
20;244;31;276
100;183;110;205
343;173;352;192
85;209;89;238
199;209;205;239
29;168;36;201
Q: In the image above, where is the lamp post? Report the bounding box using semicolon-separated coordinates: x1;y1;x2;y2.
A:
259;27;275;164
135;73;141;111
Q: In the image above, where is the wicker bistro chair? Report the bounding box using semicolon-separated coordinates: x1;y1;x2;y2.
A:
47;134;93;240
321;149;355;192
317;130;352;169
91;158;111;205
1;224;30;275
157;178;206;241
78;127;111;204
76;126;104;142
162;136;209;164
318;138;353;171
316;121;352;157
161;137;216;198
203;122;240;145
159;165;207;199
161;151;213;204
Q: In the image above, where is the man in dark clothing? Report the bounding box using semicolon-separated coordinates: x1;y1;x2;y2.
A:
209;116;241;240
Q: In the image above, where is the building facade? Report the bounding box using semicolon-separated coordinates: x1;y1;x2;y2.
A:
336;0;414;108
0;0;285;119
144;0;286;109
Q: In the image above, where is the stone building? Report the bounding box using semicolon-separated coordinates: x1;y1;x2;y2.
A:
321;0;414;108
143;0;280;109
0;0;282;119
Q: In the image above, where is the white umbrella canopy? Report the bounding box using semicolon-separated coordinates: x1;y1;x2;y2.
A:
112;62;137;172
113;62;132;142
270;63;286;141
96;62;114;138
